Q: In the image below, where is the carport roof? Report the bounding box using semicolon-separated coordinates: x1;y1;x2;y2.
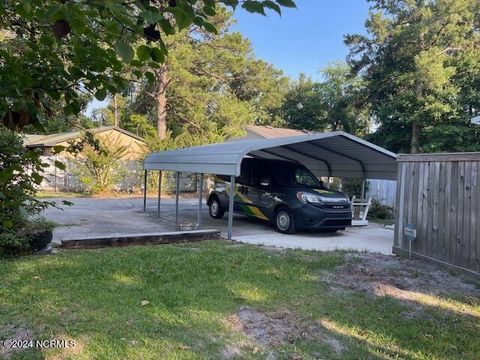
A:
144;131;398;180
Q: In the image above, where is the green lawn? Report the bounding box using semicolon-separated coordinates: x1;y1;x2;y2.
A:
0;241;479;359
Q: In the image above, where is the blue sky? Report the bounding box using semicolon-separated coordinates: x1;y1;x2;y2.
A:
87;1;370;115
232;0;370;80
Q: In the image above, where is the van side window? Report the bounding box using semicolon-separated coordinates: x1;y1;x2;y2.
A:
217;159;251;184
252;162;271;186
274;166;293;186
238;160;251;185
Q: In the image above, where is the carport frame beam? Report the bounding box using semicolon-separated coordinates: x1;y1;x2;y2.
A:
197;173;204;228
175;171;180;229
157;171;162;217
143;170;147;212
227;175;235;240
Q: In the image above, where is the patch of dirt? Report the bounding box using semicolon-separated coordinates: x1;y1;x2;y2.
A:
229;307;303;346
0;325;34;359
323;253;480;315
223;306;344;359
219;344;243;359
44;335;84;360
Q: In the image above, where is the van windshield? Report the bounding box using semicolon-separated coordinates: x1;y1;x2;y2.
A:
273;165;322;188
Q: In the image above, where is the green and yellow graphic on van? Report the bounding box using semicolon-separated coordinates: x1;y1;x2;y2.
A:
226;183;269;220
313;188;335;195
240;204;269;220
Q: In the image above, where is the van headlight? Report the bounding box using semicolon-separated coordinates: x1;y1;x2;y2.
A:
296;192;324;204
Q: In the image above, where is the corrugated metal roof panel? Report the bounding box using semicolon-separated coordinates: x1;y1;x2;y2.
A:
144;131;398;180
24;126;145;147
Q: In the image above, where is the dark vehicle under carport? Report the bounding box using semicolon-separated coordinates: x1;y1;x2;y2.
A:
209;158;352;234
143;131;398;239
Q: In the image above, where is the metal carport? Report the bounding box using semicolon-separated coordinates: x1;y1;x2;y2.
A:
143;131;398;239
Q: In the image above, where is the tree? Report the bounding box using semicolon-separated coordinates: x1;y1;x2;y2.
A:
0;0;296;131
23;93;95;134
278;63;369;135
91;95;127;127
277;74;325;131
346;0;480;153
124;10;289;143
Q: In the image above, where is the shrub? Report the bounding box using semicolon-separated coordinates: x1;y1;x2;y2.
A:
368;198;394;220
70;132;129;194
0;128;45;230
0;232;31;257
0;128;66;257
341;177;367;197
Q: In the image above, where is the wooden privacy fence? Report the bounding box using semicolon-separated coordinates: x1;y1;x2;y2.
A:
366;179;397;207
394;153;480;276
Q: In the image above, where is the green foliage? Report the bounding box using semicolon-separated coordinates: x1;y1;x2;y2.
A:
367;199;394;221
341;178;365;198
0;232;31;257
23;217;56;233
346;0;480;153
70;132;129;194
277;63;369;136
0;0;295;131
0;128;51;231
124;114;157;139
276;74;325;130
0;128;64;256
122;10;289;143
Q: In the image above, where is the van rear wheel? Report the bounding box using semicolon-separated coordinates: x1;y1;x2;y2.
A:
274;207;295;234
208;197;225;219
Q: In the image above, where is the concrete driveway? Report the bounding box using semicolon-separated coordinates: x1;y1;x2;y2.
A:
44;196;394;254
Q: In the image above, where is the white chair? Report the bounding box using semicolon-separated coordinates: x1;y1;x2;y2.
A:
350;196;372;226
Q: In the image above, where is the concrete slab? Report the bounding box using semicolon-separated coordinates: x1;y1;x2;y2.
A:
43;196;394;254
235;226;393;255
61;229;220;249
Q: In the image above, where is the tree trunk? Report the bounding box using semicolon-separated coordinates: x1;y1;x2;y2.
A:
113;94;119;127
156;63;169;140
411;120;420;154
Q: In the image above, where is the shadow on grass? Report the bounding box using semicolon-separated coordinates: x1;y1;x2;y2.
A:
0;241;479;359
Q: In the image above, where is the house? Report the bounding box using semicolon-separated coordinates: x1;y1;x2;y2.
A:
24;126;146;160
24;126;146;192
232;125;311;141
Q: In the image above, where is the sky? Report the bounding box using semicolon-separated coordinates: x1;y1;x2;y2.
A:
232;0;370;80
86;0;371;115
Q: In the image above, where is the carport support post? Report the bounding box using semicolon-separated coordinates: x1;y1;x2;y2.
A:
175;171;180;229
361;178;366;199
143;170;147;212
157;171;162;217
197;173;204;228
227;175;235;240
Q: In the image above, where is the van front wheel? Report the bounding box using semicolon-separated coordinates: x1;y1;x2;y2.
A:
208;197;225;219
274;207;295;234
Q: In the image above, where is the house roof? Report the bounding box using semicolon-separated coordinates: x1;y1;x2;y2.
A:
245;125;310;138
24;126;145;147
144;131;398;180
